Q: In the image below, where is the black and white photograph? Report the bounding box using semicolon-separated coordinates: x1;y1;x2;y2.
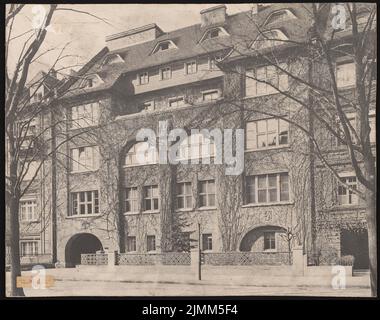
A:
4;2;377;299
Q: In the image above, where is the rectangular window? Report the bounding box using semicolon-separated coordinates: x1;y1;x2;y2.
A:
202;90;220;102
263;232;276;251
70;146;99;172
169;97;185;108
125;187;138;213
139;100;155;112
338;176;358;205
245;64;288;97
69;190;99;216
138;72;149;85
126;236;137;252
246;118;289;150
160;67;171;80
22;161;39;181
147;235;156;252
70;102;99;128
199;180;216;208
202;233;213;251
245;173;290;204
335;114;356;147
143;185;159;211
177;182;192;210
185;61;197;74
209;58;219;70
336;61;355;88
20;199;38;222
20;241;39;256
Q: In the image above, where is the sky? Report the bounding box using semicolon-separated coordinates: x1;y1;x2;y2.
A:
7;3;255;81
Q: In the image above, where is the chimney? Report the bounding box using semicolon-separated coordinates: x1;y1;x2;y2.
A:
200;5;227;27
105;23;164;51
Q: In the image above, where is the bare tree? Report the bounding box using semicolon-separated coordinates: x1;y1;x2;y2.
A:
195;3;376;295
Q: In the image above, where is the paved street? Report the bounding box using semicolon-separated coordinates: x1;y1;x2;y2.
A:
5;266;371;297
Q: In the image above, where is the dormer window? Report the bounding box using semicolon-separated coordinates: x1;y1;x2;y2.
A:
81;74;103;89
152;40;178;54
263;9;297;25
200;27;229;42
252;29;289;50
102;54;124;66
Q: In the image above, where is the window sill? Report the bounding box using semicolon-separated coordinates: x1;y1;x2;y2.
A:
198;207;217;211
243;90;288;100
175;208;193;213
142;210;160;214
66;214;101;219
123;163;158;168
20;220;39;223
242;201;293;208
70;169;99;174
245;145;290;153
262;250;277;253
123;212;140;216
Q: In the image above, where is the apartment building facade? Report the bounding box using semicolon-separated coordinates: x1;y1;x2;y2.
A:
12;4;375;269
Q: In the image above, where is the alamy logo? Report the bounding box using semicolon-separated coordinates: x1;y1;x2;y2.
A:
134;121;244;175
331;4;347;30
31;265;46;289
331;266;346;290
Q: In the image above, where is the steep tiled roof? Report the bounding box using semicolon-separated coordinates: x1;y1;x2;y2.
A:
63;4;315;98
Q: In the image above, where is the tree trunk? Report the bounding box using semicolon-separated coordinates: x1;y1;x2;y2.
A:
9;193;24;296
366;190;377;297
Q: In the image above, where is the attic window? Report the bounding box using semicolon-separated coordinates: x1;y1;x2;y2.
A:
81;74;103;89
102;54;124;66
152;40;177;54
264;9;297;25
252;29;289;50
200;27;229;42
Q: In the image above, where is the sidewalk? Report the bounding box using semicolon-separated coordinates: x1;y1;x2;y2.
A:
19;265;370;289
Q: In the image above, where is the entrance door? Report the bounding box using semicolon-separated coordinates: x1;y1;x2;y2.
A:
65;233;103;267
341;228;369;269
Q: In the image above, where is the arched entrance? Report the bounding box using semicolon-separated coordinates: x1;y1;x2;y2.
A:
341;228;369;270
65;233;103;267
239;225;287;252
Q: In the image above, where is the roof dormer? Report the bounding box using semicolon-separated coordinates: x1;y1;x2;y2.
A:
252;29;289;50
151;40;178;54
199;26;230;43
80;74;104;89
263;9;297;25
102;53;125;66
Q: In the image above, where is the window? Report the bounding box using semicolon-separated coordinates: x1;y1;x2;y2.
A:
152;40;177;53
202;233;213;251
20;241;39;256
126;236;136;252
185;61;197;75
169;97;185;108
335;113;356;147
139;72;149;85
160;67;171;80
246;118;289;150
70;190;99;216
125;187;138;213
177;134;215;160
202;90;220;102
20;199;37;222
263;232;276;251
209;58;219;70
21;161;39;181
252;29;289;50
336;61;355;88
102;54;124;65
70;102;99;128
200;27;229;42
338;176;358;205
71;146;99;172
246;64;288;97
81;75;102;88
125;142;158;166
147;235;156;252
177;182;192;210
139;100;155;112
199;180;216;208
245;173;290;204
143;185;159;211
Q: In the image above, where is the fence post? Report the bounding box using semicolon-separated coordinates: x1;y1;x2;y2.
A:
292;246;304;276
107;250;117;268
